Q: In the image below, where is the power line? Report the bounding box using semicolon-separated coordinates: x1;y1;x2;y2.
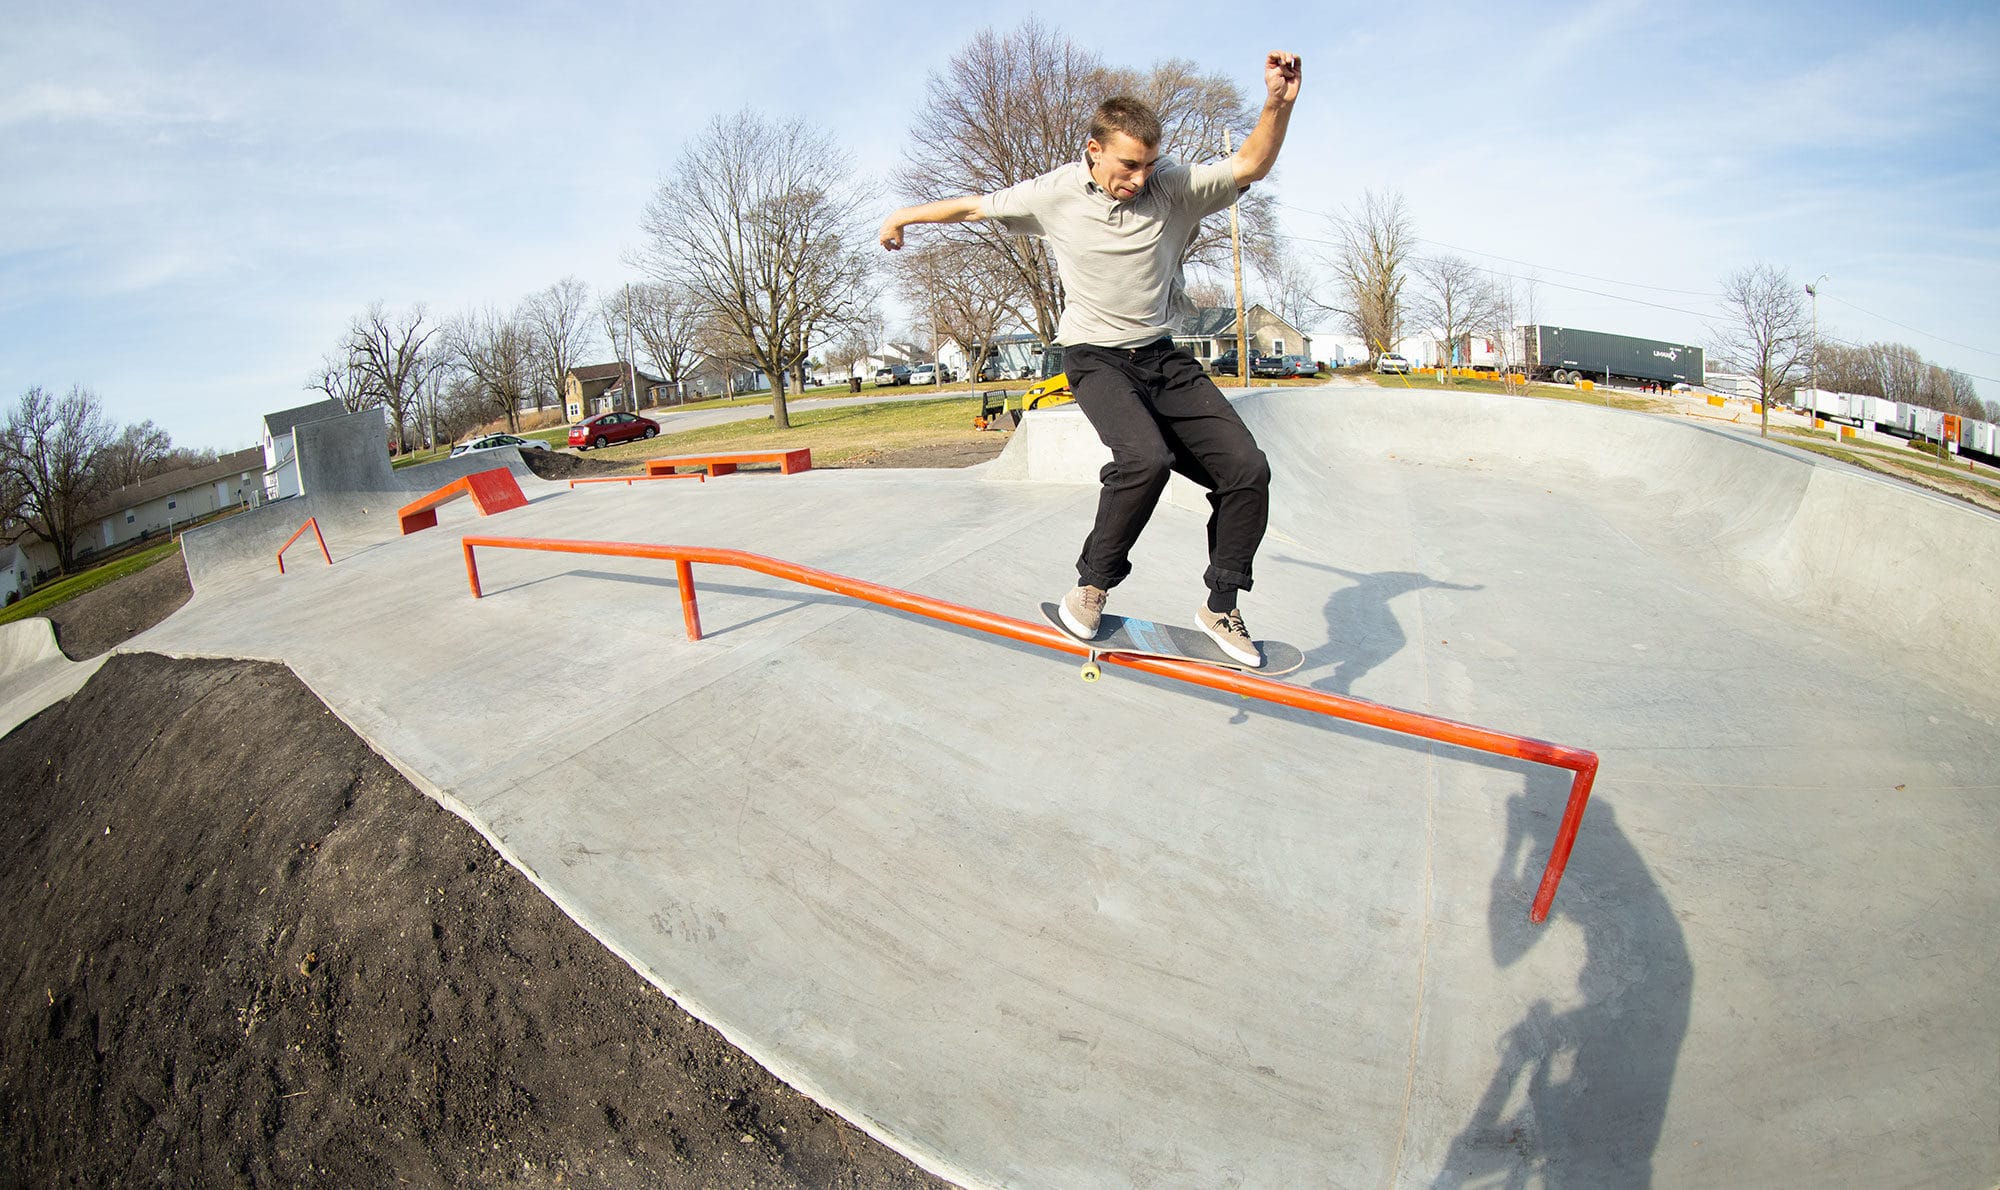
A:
1268;198;1723;299
1266;228;2000;386
1280;226;1720;322
1270;197;1999;371
1820;293;2000;360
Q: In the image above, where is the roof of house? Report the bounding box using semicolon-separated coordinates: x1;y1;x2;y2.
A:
81;447;265;524
262;398;348;439
602;373;669;394
568;362;666;385
1177;304;1302;340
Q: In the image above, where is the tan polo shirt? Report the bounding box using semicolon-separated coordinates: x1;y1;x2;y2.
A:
984;158;1240;349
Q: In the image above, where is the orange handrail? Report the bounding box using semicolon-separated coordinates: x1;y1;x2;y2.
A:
458;535;1599;923
276;517;332;574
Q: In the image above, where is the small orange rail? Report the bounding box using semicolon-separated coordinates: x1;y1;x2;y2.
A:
568;473;706;489
458;535;1600;923
276;517;332;574
645;448;811;478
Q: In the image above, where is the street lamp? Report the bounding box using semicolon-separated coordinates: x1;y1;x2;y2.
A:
1804;274;1828;395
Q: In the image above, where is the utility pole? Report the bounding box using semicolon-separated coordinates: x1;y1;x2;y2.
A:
1225;127;1247;386
1805;274;1827;399
623;284;638;413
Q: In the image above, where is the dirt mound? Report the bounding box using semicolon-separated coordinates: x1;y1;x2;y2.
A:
518;448;643;482
43;551;194;662
0;653;946;1188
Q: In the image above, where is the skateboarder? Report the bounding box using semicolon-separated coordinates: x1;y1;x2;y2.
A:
879;52;1302;667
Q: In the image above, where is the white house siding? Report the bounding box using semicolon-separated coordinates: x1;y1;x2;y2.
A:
264;431;301;501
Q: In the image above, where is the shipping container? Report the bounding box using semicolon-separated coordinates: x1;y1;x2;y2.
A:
1510;325;1704;386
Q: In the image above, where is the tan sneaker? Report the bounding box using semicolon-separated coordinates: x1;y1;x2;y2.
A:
1197;605;1262;667
1058;584;1109;640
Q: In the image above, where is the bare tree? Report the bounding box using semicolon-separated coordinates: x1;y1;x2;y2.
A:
1480;276;1527;385
101;419;173;488
1322;190;1415;362
635;110;875;429
892;238;1021;386
445;308;534;432
1;385;116;573
691;310;758;399
1412;254;1505;380
1816;339;1988;422
522;277;597;412
1256;252;1326;341
610;282;708;400
899;21;1274;344
307;352;372;413
1713;263;1811;438
343;302;438;452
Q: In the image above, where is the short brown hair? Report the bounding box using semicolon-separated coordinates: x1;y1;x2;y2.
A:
1089;96;1162;149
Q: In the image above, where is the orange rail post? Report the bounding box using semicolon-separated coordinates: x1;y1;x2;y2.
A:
276;517;332;574
458;535;1600;923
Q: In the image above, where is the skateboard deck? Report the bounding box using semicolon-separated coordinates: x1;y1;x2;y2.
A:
1040;602;1305;679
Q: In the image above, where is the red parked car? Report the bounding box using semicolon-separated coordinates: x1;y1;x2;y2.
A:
568;411;659;450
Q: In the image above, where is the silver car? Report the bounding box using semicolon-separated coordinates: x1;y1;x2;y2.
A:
449;433;549;457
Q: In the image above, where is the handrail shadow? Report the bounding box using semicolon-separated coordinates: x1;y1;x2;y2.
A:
1433;778;1690;1187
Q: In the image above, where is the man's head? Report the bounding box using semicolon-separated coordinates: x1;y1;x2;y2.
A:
1086;96;1163;201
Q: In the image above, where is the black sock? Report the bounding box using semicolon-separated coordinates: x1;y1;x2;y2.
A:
1206;588;1236;614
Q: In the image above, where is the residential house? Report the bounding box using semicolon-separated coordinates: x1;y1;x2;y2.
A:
262;399;349;501
816;342;924;384
1;537;30;605
1172;305;1313;366
5;447;265;596
563;363;674;420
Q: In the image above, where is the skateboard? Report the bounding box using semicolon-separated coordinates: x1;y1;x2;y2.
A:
1039;602;1305;683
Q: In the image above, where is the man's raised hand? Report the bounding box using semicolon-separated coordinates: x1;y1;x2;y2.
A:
1264;52;1301;105
878;216;905;252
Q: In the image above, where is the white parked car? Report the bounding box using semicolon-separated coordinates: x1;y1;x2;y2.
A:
1374;353;1411;374
449;433;549;458
909;362;954;385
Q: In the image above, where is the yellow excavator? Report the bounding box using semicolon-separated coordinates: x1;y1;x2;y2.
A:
975;345;1072;430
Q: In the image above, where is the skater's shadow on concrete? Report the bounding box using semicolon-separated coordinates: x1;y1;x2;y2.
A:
1276;556;1480;696
1432;782;1691;1189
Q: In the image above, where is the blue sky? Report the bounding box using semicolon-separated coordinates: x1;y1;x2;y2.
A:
3;0;1995;450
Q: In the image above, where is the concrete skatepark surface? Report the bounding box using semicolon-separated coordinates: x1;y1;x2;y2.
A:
0;618;106;738
13;386;1996;1186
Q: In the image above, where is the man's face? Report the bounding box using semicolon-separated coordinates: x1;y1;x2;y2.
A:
1087;131;1160;201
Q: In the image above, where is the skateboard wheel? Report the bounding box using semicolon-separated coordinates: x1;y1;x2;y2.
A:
1080;662;1101;683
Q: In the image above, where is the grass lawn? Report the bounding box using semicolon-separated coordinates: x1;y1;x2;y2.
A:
1770;434;2000;507
1;539;182;628
391;446;453;469
586;396;995;467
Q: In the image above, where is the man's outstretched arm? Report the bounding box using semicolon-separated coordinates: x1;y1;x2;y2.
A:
1231;51;1302;186
878;196;986;251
